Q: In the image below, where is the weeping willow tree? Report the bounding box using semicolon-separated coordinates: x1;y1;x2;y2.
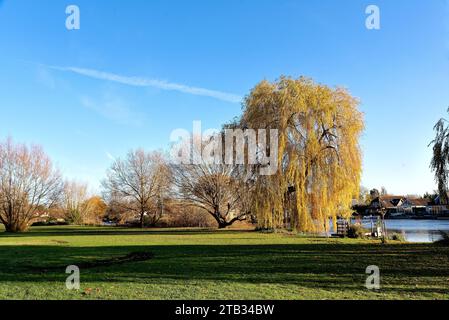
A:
242;77;364;233
429;108;449;205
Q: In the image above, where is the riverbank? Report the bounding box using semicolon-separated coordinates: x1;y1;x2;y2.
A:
0;226;448;299
356;219;449;243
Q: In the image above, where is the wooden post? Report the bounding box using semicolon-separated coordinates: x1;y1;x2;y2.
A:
381;210;388;239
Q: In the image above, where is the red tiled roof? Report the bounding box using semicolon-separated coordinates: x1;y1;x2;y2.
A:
407;198;429;207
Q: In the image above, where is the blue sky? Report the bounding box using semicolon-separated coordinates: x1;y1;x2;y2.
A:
0;0;448;195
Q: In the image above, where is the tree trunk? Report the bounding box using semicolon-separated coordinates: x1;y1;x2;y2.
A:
211;211;228;229
217;222;229;229
4;222;29;233
140;213;145;228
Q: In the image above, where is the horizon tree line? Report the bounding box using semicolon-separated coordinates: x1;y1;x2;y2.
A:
0;76;365;233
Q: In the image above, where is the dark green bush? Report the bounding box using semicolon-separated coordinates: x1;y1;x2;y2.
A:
347;224;368;239
389;233;406;242
32;219;69;227
435;231;449;245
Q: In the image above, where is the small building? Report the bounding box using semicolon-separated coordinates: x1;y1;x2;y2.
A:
353;194;449;219
427;192;449;216
358;196;431;218
366;195;407;217
406;198;429;215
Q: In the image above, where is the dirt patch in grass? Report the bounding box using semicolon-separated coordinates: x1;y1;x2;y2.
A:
28;252;154;272
51;240;69;244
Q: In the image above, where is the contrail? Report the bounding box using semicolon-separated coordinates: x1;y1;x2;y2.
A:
49;65;242;104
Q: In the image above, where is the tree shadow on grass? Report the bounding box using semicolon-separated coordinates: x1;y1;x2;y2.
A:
0;226;254;238
0;242;448;296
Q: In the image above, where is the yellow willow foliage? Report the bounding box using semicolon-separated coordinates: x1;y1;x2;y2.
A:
242;76;364;233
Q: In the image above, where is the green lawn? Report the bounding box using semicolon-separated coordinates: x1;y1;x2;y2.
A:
0;225;448;300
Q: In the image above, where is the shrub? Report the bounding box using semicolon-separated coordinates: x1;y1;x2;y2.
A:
435;231;449;245
163;207;216;228
32;218;69;227
347;224;368;239
256;227;275;233
389;233;406;242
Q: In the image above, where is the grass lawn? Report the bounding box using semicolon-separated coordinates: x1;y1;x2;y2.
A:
0;225;448;300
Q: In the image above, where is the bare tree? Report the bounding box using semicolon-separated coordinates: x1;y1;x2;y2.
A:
62;180;93;225
102;149;170;228
0;138;63;232
171;158;253;229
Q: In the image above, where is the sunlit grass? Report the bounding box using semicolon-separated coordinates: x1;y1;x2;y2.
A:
0;226;448;300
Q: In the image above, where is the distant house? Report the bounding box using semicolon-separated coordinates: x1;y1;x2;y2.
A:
433;192;448;205
352;193;449;218
426;193;449;216
406;198;429;215
364;195;404;216
356;196;431;217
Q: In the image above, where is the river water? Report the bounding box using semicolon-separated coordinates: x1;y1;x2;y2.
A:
358;219;449;243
